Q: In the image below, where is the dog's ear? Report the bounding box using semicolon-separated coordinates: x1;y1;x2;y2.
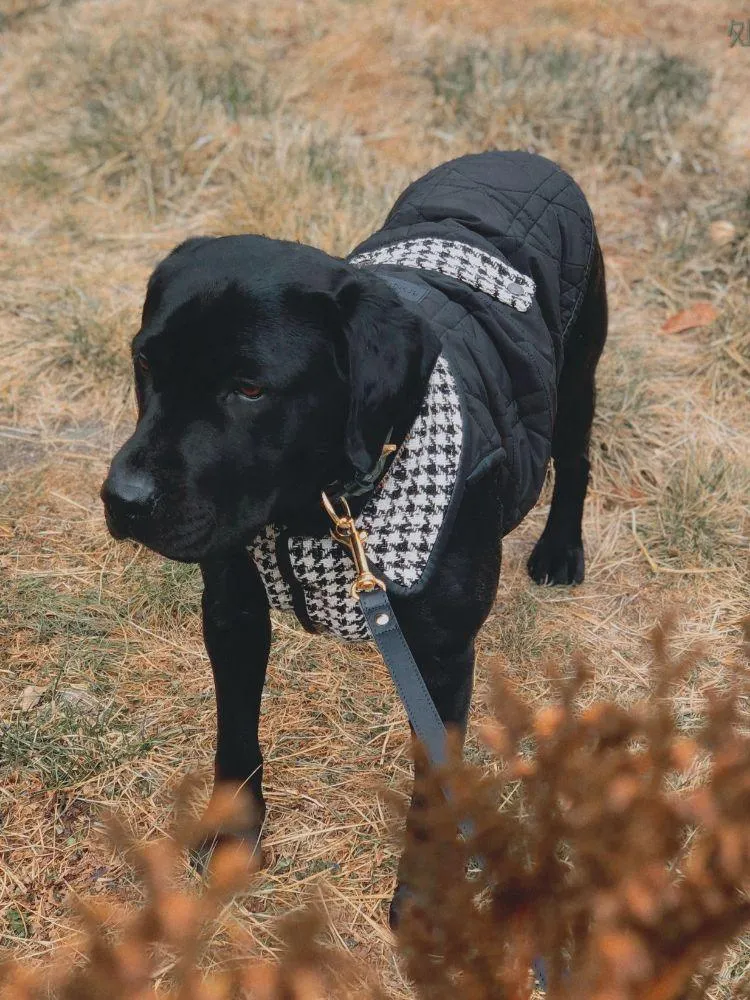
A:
332;272;438;477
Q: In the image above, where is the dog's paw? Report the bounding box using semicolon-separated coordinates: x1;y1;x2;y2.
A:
527;535;585;586
189;827;265;876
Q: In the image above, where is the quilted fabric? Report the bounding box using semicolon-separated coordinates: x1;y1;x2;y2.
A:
248;355;462;640
348;149;596;533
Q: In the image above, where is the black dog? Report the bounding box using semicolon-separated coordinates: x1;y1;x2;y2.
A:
101;150;607;925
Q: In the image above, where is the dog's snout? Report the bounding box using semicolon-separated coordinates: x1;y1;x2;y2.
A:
101;466;157;537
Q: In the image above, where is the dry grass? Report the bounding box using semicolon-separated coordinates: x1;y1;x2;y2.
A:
1;0;749;995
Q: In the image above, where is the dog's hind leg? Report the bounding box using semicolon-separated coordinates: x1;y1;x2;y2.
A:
527;238;608;586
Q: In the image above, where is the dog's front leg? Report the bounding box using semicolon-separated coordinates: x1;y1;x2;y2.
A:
197;549;271;857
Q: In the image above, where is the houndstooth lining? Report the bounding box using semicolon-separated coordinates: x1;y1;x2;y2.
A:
348;237;535;312
248;354;462;641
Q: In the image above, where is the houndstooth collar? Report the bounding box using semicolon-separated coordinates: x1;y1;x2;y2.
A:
249;353;463;642
348;236;535;313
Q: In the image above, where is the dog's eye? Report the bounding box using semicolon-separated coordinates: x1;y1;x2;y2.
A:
234;382;264;400
135;353;150;375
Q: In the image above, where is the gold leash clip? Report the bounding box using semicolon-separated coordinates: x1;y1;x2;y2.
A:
321;492;386;598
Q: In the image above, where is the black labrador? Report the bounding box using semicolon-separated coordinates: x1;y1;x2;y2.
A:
101;150;607;925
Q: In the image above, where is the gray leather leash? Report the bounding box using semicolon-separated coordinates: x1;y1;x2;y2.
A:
321;494;474;837
359;587;449;768
361;570;549;990
320;491;452;771
361;584;549;990
322;491;549;991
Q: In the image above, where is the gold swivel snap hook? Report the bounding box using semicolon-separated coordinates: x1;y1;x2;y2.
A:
321;492;386;598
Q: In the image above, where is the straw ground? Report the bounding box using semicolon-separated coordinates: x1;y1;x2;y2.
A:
1;0;748;994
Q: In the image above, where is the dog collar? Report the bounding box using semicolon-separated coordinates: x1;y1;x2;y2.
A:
323;431;397;503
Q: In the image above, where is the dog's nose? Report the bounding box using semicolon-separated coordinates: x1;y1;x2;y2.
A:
101;466;157;537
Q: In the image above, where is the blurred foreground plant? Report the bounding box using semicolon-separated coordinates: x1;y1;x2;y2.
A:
2;617;750;999
396;616;750;999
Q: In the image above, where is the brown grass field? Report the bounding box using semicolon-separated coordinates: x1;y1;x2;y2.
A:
1;0;749;994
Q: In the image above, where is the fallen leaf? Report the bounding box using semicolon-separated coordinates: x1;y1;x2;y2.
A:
709;220;736;246
57;686;99;713
661;301;718;335
19;685;47;712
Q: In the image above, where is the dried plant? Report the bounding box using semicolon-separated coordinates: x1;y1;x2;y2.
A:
395;616;750;999
3;619;750;999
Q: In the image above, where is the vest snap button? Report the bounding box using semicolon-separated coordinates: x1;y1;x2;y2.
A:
376;613;390;626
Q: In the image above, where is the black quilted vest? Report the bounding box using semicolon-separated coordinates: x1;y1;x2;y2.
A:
250;151;596;640
349;149;596;528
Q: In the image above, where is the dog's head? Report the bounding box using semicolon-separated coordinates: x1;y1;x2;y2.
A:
101;235;439;562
